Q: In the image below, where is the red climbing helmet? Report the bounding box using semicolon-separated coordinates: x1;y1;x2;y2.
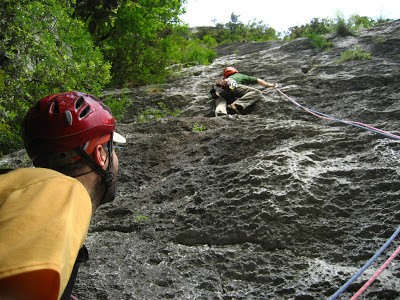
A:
23;91;116;162
223;66;238;78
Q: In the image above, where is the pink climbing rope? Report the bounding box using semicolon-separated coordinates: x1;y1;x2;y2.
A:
273;87;400;140
350;244;400;300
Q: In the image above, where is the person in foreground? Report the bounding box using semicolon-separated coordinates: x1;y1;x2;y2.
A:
0;91;126;300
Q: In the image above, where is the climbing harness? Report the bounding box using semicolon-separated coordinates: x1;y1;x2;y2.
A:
268;87;400;298
271;87;400;140
328;226;400;300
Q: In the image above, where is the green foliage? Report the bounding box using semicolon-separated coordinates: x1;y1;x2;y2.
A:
133;214;149;223
158;27;217;70
180;36;217;66
334;13;354;37
192;123;206;132
103;92;131;121
332;13;377;37
0;121;19;156
0;0;111;155
376;16;393;25
285;18;333;40
191;13;279;44
137;102;181;123
284;14;387;40
347;15;376;30
94;0;188;86
71;0;124;34
338;46;372;62
307;33;333;49
374;35;385;44
2;1;111;94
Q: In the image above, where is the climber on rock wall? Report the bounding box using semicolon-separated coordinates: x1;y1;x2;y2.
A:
209;66;277;116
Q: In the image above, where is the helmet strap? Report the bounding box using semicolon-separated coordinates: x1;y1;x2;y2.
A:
73;134;114;188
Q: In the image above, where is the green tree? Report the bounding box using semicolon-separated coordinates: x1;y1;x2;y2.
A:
162;26;217;67
93;0;187;86
193;13;278;44
70;0;129;34
285;18;333;39
246;20;277;42
0;0;111;154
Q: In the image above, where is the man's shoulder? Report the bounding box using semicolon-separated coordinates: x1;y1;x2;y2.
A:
3;167;74;181
0;168;84;193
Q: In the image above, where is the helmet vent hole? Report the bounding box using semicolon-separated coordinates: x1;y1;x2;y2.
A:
79;105;91;119
75;96;85;110
65;110;73;126
50;101;60;114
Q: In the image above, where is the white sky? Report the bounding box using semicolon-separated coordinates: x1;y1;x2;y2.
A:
181;0;400;33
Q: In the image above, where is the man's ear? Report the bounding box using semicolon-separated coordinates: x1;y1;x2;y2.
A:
93;144;107;168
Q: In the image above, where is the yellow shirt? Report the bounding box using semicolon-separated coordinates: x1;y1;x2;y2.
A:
0;168;92;300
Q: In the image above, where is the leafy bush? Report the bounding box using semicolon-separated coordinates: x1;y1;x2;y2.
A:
103;93;131;121
307;33;333;49
285;18;333;40
181;37;217;67
134;215;149;223
192;123;206;132
284;14;386;40
137;102;181;123
191;13;279;44
338;46;372;62
348;15;376;31
334;13;355;37
160;28;217;70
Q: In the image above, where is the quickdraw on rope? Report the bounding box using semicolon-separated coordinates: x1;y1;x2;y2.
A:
273;87;400;140
327;226;400;300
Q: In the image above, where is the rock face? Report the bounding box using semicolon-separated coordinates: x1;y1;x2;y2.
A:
2;21;399;299
80;21;400;299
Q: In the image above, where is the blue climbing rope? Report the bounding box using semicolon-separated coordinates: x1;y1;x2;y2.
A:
328;226;400;300
351;244;400;299
273;87;400;298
